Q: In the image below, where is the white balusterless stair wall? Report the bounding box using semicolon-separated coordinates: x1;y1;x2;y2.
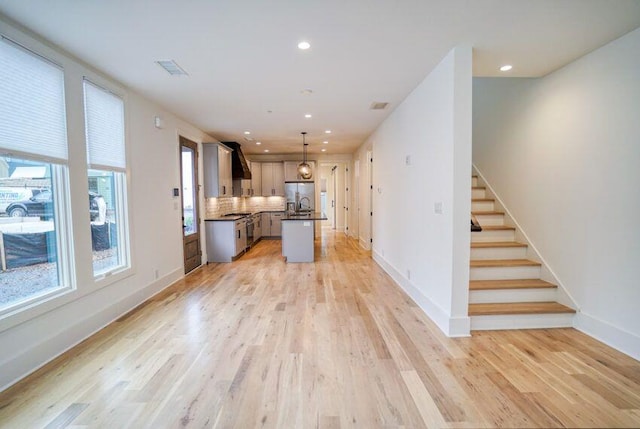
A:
469;171;576;330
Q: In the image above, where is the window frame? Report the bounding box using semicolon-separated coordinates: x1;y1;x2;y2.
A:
82;77;133;283
0;35;76;322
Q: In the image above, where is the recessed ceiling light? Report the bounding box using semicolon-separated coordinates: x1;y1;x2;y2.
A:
264;149;269;153
244;131;251;135
500;65;513;72
323;141;328;144
325;130;331;134
321;148;327;152
300;89;313;95
298;41;311;50
256;141;261;145
305;114;312;118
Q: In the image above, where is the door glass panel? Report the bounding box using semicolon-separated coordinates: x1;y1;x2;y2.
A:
181;146;197;236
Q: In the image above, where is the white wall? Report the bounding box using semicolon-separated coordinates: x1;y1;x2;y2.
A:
353;145;372;248
0;17;213;390
473;28;640;359
359;46;472;337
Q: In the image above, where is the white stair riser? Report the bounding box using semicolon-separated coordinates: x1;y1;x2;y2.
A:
471;229;515;242
470;313;574;330
470;246;527;260
474;214;504;226
472;177;478;187
470;265;541;280
472;201;494;211
472;189;486;199
469;288;557;304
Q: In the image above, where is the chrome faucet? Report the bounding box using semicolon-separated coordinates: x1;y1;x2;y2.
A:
298;196;311;211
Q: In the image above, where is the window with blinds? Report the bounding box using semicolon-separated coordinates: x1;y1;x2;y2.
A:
83;79;130;277
0;36;72;314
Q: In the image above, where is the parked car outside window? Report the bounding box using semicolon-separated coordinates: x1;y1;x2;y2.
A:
5;191;104;221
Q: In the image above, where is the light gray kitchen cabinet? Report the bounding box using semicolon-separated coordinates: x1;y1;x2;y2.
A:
232;178;252;197
261;211;284;237
205;218;246;262
249;161;262;196
270;212;283;237
203;143;233;197
261;212;271;236
260;162;284;196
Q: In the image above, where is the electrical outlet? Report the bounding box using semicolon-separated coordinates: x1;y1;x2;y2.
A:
154;269;159;280
434;202;443;214
405;155;411;166
407;269;411;280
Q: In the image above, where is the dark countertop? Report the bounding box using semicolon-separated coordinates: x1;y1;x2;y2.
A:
281;212;327;221
205;210;285;221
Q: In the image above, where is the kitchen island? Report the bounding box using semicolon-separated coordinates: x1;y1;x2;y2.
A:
281;212;327;262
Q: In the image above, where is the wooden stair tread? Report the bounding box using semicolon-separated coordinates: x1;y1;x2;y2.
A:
471;241;527;248
472;198;494;202
472;210;504;216
469;279;556;290
473;225;515;231
470;259;541;268
472;186;486;190
469;302;575;316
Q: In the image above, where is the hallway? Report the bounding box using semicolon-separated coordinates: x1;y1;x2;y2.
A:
1;231;639;428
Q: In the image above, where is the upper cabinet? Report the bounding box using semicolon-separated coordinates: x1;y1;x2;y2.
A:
203;143;233;197
284;161;316;182
249;161;262;196
260;162;284;196
232;178;251;197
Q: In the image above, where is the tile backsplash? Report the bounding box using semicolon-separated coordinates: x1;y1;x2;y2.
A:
205;196;285;218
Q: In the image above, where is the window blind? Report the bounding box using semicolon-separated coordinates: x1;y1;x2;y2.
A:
0;36;68;162
83;79;126;171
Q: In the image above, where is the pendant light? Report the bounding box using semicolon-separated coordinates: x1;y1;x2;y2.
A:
297;131;312;179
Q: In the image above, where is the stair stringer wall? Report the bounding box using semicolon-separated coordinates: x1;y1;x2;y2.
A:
472;164;579;313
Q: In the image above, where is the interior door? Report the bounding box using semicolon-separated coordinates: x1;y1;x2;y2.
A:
179;136;202;273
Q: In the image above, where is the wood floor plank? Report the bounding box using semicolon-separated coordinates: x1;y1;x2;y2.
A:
0;232;639;428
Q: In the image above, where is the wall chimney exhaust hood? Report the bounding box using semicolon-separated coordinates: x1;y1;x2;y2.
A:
222;142;252;179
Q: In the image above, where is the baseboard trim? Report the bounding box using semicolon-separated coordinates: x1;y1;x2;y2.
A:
574;312;640;361
372;250;470;337
0;267;183;392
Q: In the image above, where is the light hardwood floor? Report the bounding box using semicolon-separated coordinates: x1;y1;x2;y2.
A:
1;232;639;428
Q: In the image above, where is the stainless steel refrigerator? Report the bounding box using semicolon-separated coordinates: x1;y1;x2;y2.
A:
285;181;315;212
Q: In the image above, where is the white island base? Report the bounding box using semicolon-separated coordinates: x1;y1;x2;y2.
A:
282;220;315;262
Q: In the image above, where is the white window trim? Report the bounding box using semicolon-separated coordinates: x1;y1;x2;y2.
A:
82;76;134;285
0;162;75;325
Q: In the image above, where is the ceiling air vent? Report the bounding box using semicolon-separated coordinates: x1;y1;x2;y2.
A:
370;101;389;110
155;60;189;76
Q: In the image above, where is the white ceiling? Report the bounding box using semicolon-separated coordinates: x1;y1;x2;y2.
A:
1;1;639;156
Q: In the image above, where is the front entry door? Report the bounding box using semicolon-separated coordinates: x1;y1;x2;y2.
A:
179;136;202;273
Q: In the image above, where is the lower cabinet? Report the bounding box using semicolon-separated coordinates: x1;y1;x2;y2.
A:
253;213;262;240
261;212;284;237
205;219;246;262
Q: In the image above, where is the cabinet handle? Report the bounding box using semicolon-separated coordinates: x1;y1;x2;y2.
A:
223;185;226;195
237;230;240;239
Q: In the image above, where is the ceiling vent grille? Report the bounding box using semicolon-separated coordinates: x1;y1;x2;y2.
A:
155;60;189;76
370;101;389;110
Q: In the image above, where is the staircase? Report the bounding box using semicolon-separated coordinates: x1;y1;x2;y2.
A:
468;174;575;330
